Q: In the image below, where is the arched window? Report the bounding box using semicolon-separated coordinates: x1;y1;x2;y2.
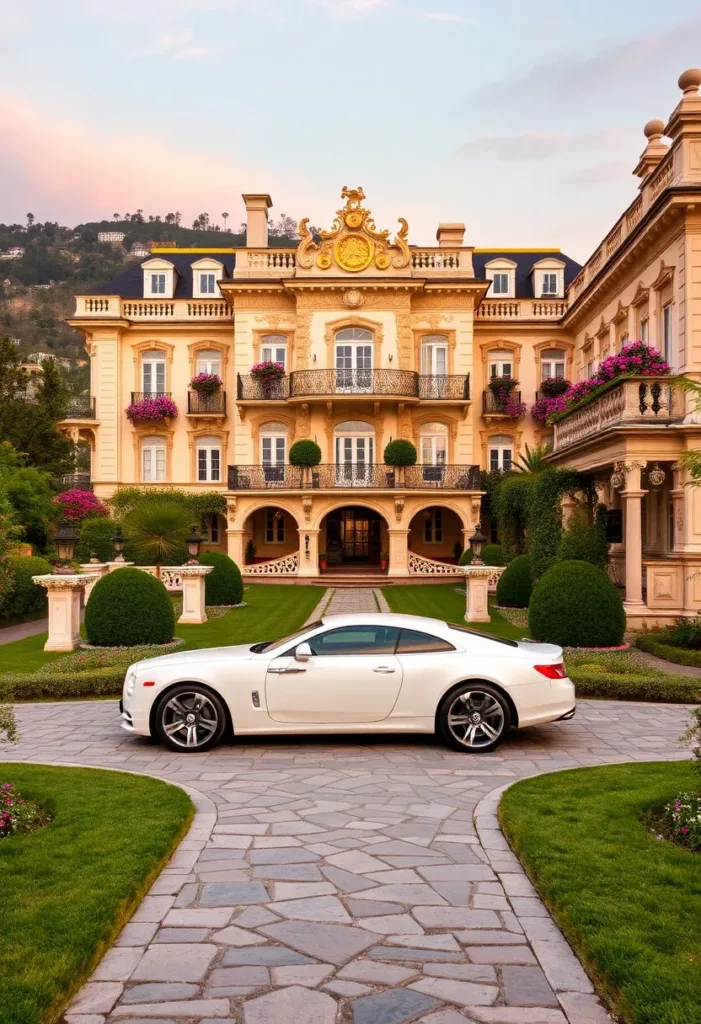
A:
540;349;565;381
195;349;222;377
488;434;513;473
260;334;288;370
196;434;221;483
259;421;287;468
334;420;374;483
421;335;448;376
141;435;166;482
420;422;448;466
335;328;373;393
141;350;166;394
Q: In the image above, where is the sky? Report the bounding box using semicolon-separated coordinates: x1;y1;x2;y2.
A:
1;0;700;262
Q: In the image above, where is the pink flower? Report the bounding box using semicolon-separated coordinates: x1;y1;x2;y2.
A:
53;489;108;522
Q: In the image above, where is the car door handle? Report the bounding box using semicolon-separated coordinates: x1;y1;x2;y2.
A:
373;666;395;673
268;666;307;674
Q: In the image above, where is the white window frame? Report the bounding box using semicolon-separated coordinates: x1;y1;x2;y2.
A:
196;437;221;483
540;350;566;381
191;258;224;299
260;424;287;467
639;317;649;344
488;350;513;380
199;272;216;295
540;272;559;296
421;336;448;376
260;335;288;370
662;303;672;364
195;350;222;377
141;258;175;299
141;437;166;482
532;259;565;299
485;259;516;299
141;350;166;394
423;508;443;544
149;273;166;295
420;423;448;465
488;437;513;473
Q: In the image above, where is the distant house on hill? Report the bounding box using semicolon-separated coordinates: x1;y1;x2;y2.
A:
0;246;25;260
130;241;151;258
26;352;71;370
98;231;126;245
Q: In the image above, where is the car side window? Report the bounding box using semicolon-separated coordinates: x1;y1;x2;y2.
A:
306;625;400;656
396;628;455;654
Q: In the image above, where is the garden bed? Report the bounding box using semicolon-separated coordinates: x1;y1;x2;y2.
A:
636;633;701;668
500;761;701;1024
0;764;192;1024
567;649;701;704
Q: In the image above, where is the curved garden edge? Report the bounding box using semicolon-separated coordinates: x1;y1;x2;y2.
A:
472;752;690;1024
0;757;216;1022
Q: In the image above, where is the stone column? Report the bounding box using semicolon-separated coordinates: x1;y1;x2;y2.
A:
670;463;685;551
176;565;214;625
297;529;320;578
32;573;101;652
621;461;648;612
387;528;409;577
226;529;245;567
464;567;492;623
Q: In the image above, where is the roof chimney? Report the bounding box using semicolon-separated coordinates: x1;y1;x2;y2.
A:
242;194;272;248
436;223;465;248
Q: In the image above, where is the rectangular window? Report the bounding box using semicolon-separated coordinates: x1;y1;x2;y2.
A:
142;359;165;394
142;448;165;482
662;304;672;363
542;273;558;295
491;273;509;295
209;514;219;544
489;361;512;379
261;345;287;369
424;508;443;543
489;447;512;472
200;272;216;294
640;318;649;343
266;510;285;543
197;447;221;483
150;273;166;295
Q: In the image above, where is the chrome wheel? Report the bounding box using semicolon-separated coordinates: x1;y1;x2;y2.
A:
446;689;506;750
160;691;220;750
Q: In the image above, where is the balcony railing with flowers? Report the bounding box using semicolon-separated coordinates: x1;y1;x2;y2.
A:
227;463;480;491
187;390;227;414
483;379;525;418
236;371;471;402
126;394;178;421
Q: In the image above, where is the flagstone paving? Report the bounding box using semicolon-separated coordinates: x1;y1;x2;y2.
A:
1;697;691;1024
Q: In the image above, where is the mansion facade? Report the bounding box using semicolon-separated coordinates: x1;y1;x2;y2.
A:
65;69;701;624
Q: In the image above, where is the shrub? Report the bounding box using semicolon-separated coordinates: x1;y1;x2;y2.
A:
383;439;417;467
199;552;243;605
0;555;52;623
458;549;473;566
76;517;119;563
528;560;625;648
125;396;178;421
664;615;701;650
4;667;125;701
493;474;534;558
0;783;50;839
53;489;107;523
122;496;191;567
37;642;183;675
481;543;505;566
636;633;701;667
567;663;700;703
85;567;175;646
496;554;532;608
558;508;608;568
288;439;322;466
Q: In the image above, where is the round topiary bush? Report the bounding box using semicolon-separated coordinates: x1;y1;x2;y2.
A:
0;555;53;623
496;554;532;608
482;543;505;566
459;549;473;566
528;559;625;648
288;439;322;467
85;567;175;647
383;439;417;466
199;552;243;606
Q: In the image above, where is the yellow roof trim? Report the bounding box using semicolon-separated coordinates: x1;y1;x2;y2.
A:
150;247;238;254
474;248;561;253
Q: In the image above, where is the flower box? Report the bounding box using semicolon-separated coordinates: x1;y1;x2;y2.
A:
126;396;178;422
190;373;222;396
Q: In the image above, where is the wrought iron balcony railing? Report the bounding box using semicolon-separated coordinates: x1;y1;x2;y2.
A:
227;463;481;491
187;390;227;415
130;391;173;404
482;389;523;416
236;371;470;402
61;395;96;419
56;472;93;491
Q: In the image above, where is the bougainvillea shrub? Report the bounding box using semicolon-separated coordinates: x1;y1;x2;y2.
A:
53;489;108;522
125;396;178;421
190;373;222;396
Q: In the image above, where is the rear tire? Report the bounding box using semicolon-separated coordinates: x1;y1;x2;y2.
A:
154;683;227;753
437;682;510;753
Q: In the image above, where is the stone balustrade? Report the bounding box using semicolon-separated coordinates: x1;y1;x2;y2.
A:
475;300;568;320
75;297;232;320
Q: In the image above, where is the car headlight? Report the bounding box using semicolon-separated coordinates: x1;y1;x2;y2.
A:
125;672;136;698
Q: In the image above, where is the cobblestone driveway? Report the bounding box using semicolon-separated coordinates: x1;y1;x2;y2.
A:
2;698;690;1024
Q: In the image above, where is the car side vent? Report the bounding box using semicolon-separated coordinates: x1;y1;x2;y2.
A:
251;690;261;708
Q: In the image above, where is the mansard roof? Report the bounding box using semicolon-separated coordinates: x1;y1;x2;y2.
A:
86;252;236;297
472;250;582;298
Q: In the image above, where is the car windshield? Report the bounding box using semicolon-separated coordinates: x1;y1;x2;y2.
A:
448;624;519;648
254;621;323;654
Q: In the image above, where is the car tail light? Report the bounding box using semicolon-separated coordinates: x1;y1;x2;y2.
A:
534;663;567;679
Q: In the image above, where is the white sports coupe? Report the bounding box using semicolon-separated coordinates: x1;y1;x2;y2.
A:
120;612;575;754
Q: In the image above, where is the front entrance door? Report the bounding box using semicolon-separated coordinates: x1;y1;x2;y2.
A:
325;507;382;565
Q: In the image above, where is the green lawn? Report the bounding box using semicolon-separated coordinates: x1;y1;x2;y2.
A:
382;584;525;641
0;584;326;675
500;761;701;1024
0;764;192;1024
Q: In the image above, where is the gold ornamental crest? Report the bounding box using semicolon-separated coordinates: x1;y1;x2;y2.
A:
297;186;410;274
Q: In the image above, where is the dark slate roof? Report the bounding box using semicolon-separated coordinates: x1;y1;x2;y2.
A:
86;252;236;298
472;251;582;298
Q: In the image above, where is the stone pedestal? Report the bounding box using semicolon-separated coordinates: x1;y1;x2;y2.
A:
297;529;320;577
464;567;493;623
177;565;214;624
32;573;101;651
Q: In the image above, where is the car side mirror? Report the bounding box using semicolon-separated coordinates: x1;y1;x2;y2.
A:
295;642;312;662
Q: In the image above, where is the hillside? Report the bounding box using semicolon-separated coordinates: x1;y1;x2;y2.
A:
0;212;298;362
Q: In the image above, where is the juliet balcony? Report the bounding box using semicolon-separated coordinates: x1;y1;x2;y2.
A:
227;463;481;491
552;378;685;454
59;395;97;420
187;390;227;416
236;370;471;403
482;388;523;419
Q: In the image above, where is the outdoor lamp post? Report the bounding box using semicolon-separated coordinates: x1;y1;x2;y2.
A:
468;523;487;565
186;525;203;563
112;528;126;563
54;522;79;571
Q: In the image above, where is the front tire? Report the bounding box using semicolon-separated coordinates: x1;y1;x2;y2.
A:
154;684;227;752
437;683;510;753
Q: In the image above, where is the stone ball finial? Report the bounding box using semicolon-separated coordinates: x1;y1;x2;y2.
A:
678;68;701;95
644;119;665;140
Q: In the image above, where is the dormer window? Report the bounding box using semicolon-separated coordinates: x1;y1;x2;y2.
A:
150;273;166;295
192;258;224;299
541;273;558;296
492;273;509;295
485;259;517;299
142;258;175;299
532;259;565;299
199;272;216;294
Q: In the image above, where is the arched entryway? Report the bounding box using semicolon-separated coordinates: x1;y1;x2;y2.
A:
320;505;389;569
242;504;299;565
408;504;465;564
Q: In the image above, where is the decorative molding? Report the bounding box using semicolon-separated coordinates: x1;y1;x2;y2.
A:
243;551;299;575
394;496;405;522
226;497;238;524
343;289;364;309
302;496;313;522
186;339;229;377
412;313;454;329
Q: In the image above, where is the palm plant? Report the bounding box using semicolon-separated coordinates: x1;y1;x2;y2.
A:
122;497;191;577
512;442;552;474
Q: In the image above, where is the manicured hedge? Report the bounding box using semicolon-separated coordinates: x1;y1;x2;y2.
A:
85;567;175;646
0;555;53;623
199;552;243;605
569;665;700;703
636;634;701;668
76;517;119;564
529;560;625;648
5;667;125;701
496;554;532;608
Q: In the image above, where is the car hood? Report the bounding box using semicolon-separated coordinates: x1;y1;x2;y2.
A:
131;643;256;673
516;640;563;660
